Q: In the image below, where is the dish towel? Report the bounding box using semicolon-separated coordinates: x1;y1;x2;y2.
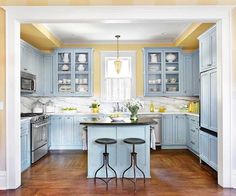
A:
82;126;88;150
150;126;156;150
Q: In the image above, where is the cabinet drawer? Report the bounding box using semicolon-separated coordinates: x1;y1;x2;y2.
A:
190;139;199;153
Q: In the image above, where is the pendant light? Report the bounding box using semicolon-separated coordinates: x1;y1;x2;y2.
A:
114;35;122;74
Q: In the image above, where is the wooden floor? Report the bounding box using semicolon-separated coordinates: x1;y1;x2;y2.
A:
0;150;236;196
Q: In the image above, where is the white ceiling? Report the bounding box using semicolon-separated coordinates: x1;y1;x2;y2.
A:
43;21;191;44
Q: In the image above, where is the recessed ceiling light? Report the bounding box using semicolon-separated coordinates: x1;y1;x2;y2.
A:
102;20;132;24
161;32;168;36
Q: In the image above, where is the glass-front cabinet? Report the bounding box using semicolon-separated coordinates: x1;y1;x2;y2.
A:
54;48;93;96
144;48;182;96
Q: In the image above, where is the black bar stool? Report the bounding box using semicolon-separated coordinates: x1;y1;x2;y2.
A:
122;138;146;191
94;138;117;190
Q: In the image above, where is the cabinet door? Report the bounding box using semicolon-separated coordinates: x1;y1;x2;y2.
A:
74;117;82;146
210;29;217;68
209;135;217;170
174;115;186;145
62;116;74;145
43;55;54;96
183;54;193;95
186;117;190;148
50;116;63;146
199;36;211;72
209;70;217;132
199;131;209;163
21;44;28;72
162;115;173;145
200;72;210;129
21;122;30;172
192;50;200;96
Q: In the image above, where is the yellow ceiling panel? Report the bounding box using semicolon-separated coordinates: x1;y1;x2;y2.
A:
175;23;215;50
20;24;62;51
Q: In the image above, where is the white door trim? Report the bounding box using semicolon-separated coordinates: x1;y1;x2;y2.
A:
1;5;234;189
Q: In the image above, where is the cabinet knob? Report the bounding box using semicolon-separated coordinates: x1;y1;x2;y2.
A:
24;68;28;71
207;64;212;66
191;141;195;145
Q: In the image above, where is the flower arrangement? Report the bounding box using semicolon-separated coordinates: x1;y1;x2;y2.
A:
125;98;144;121
89;100;100;113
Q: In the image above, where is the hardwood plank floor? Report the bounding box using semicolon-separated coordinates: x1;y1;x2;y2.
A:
0;150;236;196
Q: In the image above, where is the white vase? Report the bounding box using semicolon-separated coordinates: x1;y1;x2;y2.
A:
78;54;86;62
150;54;158;63
63;53;69;63
166;53;177;62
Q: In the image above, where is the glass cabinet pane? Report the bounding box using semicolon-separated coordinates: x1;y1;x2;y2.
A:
165;74;179;92
165;52;179;71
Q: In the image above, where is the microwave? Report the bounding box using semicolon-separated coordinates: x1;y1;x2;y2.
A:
21;71;36;93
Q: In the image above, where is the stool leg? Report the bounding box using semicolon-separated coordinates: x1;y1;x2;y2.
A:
94;154;105;184
122;153;133;184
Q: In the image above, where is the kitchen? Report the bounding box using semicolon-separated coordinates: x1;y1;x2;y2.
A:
18;19;220;194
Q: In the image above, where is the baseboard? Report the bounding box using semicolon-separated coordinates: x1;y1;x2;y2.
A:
161;145;188;149
0;171;7;190
231;170;236;188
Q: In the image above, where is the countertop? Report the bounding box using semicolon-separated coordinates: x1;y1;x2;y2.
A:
80;117;157;126
45;111;199;117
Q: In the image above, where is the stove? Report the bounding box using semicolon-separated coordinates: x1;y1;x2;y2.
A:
21;113;48;124
21;113;49;163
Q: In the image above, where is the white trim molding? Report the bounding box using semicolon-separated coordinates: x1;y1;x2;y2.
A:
0;171;7;190
1;5;234;189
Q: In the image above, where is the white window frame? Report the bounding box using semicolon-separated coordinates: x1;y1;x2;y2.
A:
100;51;136;102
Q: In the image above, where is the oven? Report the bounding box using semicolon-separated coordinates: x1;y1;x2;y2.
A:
31;115;49;163
21;71;36;93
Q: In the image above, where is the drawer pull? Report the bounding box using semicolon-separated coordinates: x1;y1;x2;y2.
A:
191;129;195;132
191;141;195;145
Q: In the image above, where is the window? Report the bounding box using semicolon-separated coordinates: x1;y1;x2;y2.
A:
101;51;136;102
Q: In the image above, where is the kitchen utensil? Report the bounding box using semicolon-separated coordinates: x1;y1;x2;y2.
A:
170;78;177;83
166;53;177;62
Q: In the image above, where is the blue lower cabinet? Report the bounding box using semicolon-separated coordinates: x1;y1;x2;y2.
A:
50;115;83;149
162;115;174;145
162;114;186;147
199;130;217;170
21;120;31;172
188;116;199;154
174;115;186;145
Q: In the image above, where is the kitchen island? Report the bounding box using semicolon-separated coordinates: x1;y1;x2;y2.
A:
80;117;156;178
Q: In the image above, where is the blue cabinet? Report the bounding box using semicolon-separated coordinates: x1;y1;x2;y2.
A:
174;115;186;145
49;115;83;149
162;114;186;147
43;55;54;96
144;48;183;96
188;116;199;154
183;54;193;96
21;120;31;172
54;48;93;96
192;50;200;96
198;26;216;73
200;69;217;132
199;130;217;170
21;40;44;96
162;115;174;145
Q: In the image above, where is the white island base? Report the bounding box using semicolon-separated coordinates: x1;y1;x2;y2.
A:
87;125;151;178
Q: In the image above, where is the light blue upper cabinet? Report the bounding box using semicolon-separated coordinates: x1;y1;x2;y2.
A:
54;48;93;96
174;115;186;145
198;25;216;73
192;50;200;96
43;55;54;96
143;48;183;96
21;120;31;172
183;54;193;96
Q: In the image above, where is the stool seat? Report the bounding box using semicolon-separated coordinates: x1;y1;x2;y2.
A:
123;138;145;145
95;138;117;145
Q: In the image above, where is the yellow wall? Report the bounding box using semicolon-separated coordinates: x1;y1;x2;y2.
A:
63;43;174;96
0;8;6;171
0;0;236;5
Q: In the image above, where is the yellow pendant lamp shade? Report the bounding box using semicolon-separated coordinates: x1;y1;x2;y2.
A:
115;35;121;74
